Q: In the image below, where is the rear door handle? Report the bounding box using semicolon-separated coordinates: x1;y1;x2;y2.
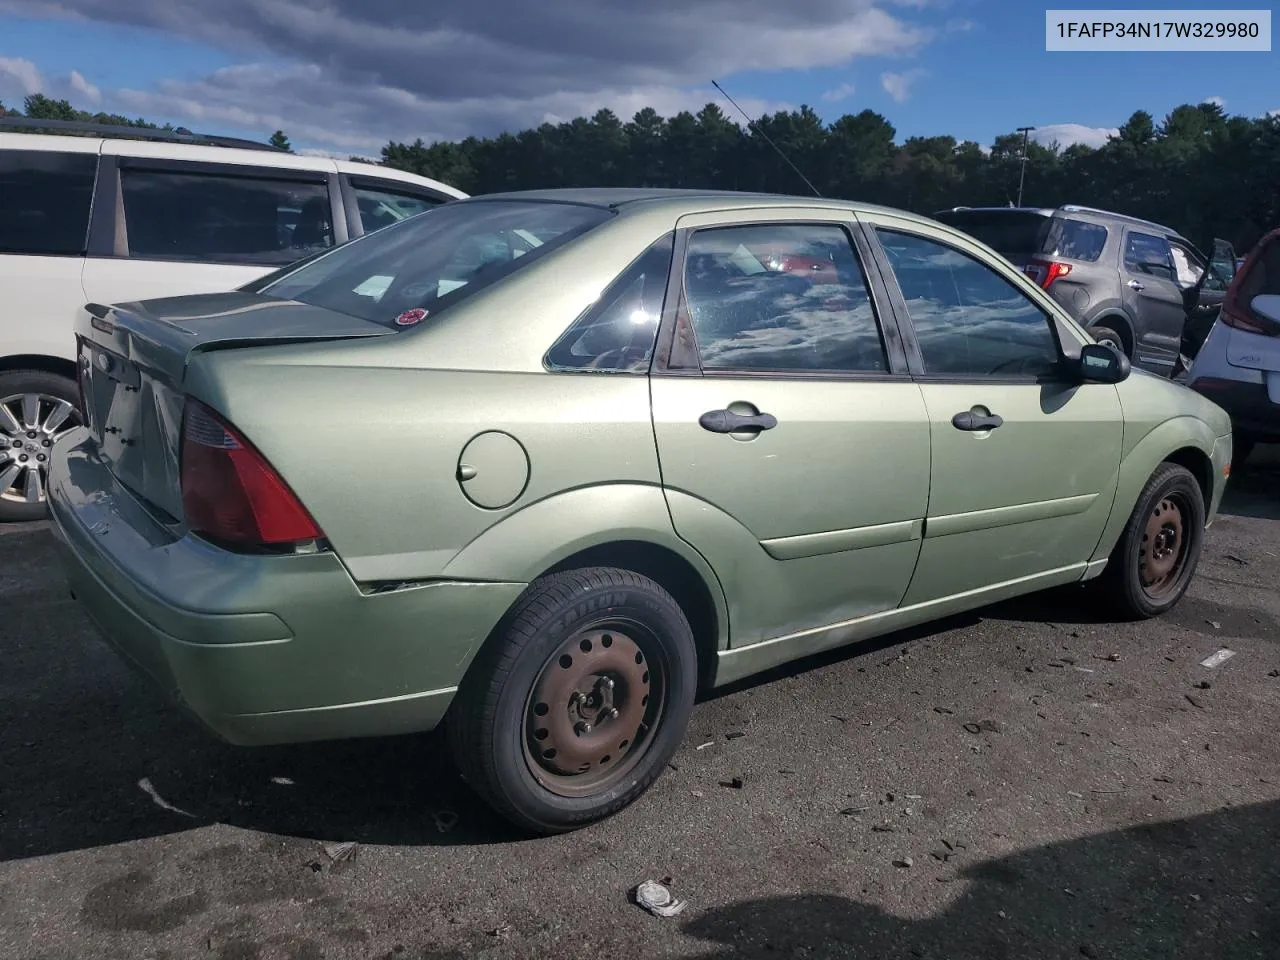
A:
952;410;1004;431
699;408;778;434
1127;279;1144;291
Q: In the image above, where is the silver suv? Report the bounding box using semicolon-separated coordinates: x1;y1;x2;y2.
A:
934;205;1235;378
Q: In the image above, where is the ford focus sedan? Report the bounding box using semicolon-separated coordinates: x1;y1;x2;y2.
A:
48;189;1233;834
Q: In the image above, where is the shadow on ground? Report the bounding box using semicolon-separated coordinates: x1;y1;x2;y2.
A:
680;800;1280;960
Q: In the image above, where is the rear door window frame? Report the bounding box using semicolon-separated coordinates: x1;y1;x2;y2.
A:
339;174;455;239
651;216;913;380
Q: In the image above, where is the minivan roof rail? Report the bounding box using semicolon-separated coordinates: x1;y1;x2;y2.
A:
0;115;286;152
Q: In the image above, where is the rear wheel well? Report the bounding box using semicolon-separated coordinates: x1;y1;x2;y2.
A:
1089;316;1133;357
1164;447;1212;505
543;541;721;690
0;354;76;382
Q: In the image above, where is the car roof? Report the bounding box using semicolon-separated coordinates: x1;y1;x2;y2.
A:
0;130;467;199
937;204;1185;239
457;187;931;223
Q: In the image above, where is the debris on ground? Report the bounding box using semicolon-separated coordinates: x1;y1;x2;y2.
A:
1194;680;1211;690
1067;791;1084;800
270;776;295;786
1200;648;1235;668
1225;554;1249;565
719;777;744;789
1185;694;1205;710
696;741;715;750
1206;620;1222;630
893;857;914;868
633;880;687;918
872;823;896;833
1268;669;1279;678
962;723;982;734
1098;653;1122;662
933;706;954;715
487;924;511;940
323;841;358;863
692;790;704;798
725;731;746;740
840;806;869;816
137;778;196;819
433;810;459;834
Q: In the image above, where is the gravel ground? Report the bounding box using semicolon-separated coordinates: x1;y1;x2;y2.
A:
2;457;1278;960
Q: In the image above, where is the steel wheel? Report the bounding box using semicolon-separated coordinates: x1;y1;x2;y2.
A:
1138;493;1189;600
0;392;80;506
523;621;666;798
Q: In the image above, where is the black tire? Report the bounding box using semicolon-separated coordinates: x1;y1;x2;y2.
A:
1098;462;1205;619
1091;323;1128;359
0;368;81;523
447;566;697;834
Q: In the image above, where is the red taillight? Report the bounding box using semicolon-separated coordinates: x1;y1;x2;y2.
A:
1219;235;1280;336
180;400;322;547
1024;259;1072;289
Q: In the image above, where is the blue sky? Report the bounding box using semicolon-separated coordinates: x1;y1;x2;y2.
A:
0;0;1275;156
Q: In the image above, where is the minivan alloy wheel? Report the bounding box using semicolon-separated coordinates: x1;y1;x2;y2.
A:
0;392;80;506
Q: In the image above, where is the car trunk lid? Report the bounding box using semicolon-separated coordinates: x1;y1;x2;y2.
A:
76;291;393;521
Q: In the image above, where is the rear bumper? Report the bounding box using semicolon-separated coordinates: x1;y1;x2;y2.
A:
1189;377;1280;441
47;433;526;746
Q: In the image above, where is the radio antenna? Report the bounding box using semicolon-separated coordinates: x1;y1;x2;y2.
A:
712;79;823;198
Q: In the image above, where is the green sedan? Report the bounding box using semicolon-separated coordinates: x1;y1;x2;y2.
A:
48;188;1233;833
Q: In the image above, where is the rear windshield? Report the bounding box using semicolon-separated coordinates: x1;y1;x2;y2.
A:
936;211;1108;263
935;211;1053;256
252;199;612;326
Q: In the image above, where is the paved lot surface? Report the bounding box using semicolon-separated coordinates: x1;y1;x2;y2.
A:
2;458;1279;960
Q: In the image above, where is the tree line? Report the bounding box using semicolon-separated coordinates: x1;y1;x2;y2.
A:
5;92;1278;254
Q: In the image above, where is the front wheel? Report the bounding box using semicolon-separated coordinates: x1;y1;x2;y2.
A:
0;370;83;522
448;567;697;834
1098;462;1205;619
1090;323;1128;359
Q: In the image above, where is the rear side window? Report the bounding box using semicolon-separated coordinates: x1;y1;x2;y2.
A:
1124;231;1175;282
1045;218;1107;262
678;223;888;374
256;199;611;327
353;184;442;234
120;168;334;266
545;234;673;373
0;150;97;256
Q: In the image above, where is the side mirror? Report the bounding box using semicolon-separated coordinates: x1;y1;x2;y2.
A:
1076;342;1130;383
1252;294;1280;326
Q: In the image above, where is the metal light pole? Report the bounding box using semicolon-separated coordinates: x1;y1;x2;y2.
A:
1016;126;1034;207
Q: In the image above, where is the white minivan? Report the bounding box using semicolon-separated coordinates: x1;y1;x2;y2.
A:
0;117;466;520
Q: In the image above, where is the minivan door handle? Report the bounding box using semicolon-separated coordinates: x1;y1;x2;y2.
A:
952;410;1004;431
699;408;778;434
1127;279;1144;291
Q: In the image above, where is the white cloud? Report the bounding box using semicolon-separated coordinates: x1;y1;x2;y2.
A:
1030;123;1119;150
821;83;856;103
1269;108;1280;118
1202;95;1226;108
880;68;926;103
0;57;45;100
68;69;101;105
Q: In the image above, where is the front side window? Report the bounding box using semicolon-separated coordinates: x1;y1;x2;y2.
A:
1124;231;1176;282
354;185;442;234
121;168;333;266
679;223;888;374
877;229;1061;377
1169;242;1205;287
0;150;97;256
545;234;673;373
256;199;611;328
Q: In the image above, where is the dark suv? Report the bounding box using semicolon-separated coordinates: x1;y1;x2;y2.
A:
934;205;1235;377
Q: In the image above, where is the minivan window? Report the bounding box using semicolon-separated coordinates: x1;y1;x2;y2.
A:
354;185;441;234
0;150;97;256
121;169;334;266
257;199;612;327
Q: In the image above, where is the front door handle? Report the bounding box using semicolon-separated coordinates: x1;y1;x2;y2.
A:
952;410;1004;431
699;408;778;434
1127;279;1144;291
